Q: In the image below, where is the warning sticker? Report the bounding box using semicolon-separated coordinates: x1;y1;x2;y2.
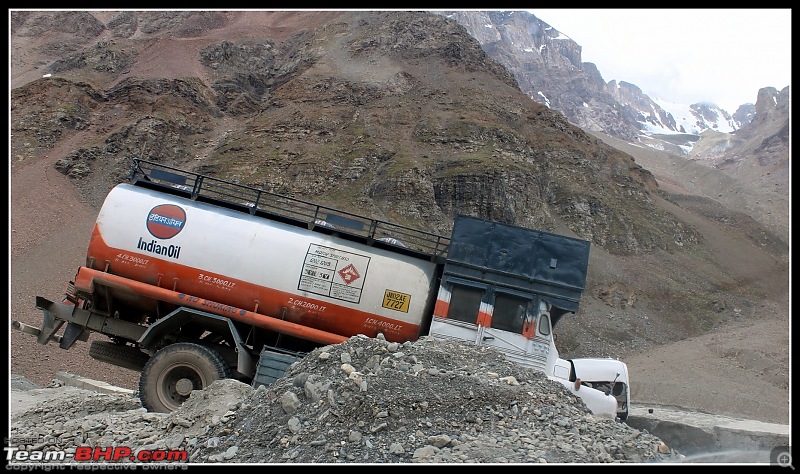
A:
299;244;371;303
338;264;360;284
382;290;410;313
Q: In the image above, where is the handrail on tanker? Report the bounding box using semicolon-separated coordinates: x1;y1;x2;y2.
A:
129;159;450;260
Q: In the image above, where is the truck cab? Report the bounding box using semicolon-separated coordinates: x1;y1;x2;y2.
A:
427;216;629;420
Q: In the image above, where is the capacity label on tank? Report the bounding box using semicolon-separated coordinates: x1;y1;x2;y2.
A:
382;290;410;313
299;244;370;303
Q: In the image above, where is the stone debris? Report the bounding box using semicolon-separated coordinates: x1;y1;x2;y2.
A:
9;335;683;464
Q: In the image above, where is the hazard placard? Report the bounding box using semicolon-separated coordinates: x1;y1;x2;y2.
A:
299;244;370;304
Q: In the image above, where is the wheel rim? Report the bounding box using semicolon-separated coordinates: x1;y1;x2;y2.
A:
155;361;210;411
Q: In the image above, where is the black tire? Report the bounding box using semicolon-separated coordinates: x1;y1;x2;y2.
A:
139;343;230;413
88;340;150;372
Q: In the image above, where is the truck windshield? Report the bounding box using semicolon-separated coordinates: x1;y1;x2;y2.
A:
447;284;484;324
490;293;530;334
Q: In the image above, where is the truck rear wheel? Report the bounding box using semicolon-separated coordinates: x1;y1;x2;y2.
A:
139;342;230;413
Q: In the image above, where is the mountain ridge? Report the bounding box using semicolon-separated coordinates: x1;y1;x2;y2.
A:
439;10;788;165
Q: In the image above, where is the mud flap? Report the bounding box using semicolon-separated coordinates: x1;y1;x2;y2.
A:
36;306;65;345
34;296;90;348
59;322;90;349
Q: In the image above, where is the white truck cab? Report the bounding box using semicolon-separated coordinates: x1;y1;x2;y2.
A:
431;296;629;420
426;216;630;421
552;352;630;421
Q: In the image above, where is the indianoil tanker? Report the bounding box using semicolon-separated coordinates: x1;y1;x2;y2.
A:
15;159;629;418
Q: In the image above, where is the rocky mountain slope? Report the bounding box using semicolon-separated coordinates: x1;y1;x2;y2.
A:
441;10;789;188
690;86;790;195
439;11;744;138
9;10;789;425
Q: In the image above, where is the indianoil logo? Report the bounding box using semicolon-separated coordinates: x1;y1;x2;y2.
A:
146;204;186;239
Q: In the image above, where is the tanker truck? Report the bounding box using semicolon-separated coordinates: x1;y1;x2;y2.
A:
13;159;629;419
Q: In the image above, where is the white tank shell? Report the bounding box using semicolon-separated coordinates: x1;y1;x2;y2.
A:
92;184;439;330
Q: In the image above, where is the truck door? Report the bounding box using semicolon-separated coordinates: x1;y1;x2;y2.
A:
484;292;550;371
482;291;531;351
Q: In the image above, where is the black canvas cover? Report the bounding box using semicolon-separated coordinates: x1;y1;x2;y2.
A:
445;215;591;312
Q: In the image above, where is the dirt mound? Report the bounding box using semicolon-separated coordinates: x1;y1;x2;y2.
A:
9;336;679;464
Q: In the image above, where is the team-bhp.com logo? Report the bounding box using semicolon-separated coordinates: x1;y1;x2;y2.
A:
5;445;188;464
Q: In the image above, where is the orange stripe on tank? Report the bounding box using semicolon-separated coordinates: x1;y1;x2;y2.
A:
72;267;348;346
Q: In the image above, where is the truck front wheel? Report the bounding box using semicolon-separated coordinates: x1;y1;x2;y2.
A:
139;342;230;413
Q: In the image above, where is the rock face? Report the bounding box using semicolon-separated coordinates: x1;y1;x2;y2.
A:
689;85;790;195
442;10;788;194
9;336;681;464
10;10;699;256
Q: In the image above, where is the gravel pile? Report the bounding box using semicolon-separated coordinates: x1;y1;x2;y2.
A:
9;335;683;464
